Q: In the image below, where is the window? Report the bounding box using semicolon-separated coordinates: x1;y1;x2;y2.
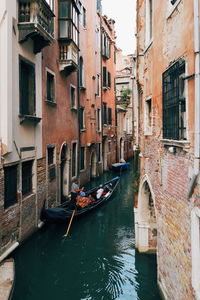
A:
102;33;110;59
19;57;35;116
4;165;18;209
145;0;153;46
80;107;85;130
80;147;85;170
108;107;112;125
97;143;101;162
70;85;77;109
108;72;111;88
97;0;102;11
97;108;101;131
22;160;33;197
72;142;77;177
47;146;56;181
103;103;107;125
47;146;54;165
58;0;78;45
79;57;85;87
145;98;152;134
103;66;107;88
83;7;86;28
163;60;186;140
46;71;55;102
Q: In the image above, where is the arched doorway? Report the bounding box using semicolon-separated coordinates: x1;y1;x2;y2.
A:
135;175;157;253
60;143;70;203
90;151;97;178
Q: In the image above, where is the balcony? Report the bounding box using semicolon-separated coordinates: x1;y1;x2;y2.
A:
18;0;55;53
59;42;78;74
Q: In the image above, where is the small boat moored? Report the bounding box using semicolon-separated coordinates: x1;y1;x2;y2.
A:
112;162;130;172
41;176;120;223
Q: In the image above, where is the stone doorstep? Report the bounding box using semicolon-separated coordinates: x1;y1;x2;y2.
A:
0;259;14;300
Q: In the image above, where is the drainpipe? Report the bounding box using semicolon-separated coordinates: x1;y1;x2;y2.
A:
77;10;81;179
194;0;200;175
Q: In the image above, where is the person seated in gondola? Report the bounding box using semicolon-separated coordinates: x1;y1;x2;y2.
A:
96;185;104;200
76;194;93;209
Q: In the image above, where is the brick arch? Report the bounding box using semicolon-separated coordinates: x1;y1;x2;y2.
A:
136;174;157;253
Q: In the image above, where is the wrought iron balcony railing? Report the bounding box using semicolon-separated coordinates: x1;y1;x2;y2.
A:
18;0;54;53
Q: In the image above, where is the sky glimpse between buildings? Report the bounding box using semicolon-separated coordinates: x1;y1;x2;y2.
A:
102;0;136;55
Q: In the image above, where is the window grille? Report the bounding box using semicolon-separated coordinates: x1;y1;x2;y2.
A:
162;60;186;140
4;165;18;209
49;166;56;180
22;160;33;196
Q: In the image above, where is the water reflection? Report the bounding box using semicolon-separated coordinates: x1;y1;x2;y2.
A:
12;161;161;300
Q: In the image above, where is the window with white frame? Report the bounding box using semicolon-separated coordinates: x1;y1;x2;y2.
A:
70;85;77;109
22;160;33;197
145;0;153;47
144;98;152;134
97;74;101;96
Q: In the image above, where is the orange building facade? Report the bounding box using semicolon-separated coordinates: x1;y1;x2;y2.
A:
101;16;117;170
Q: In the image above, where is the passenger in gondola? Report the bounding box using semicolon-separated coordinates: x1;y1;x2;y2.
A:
96;185;104;199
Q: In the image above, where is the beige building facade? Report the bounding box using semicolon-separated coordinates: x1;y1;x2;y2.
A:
135;0;200;299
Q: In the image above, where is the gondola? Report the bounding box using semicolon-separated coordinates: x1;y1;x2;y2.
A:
112;162;130;172
41;176;120;222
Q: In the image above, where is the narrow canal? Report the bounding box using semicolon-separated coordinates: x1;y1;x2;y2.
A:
12;161;161;300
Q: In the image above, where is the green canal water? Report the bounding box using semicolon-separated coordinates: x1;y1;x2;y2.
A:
12;161;162;300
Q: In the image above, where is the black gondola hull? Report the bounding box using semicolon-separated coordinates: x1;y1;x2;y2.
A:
41;176;120;222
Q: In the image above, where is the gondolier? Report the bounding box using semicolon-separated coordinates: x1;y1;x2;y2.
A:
70;178;84;209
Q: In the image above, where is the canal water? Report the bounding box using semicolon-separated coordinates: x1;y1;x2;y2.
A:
12;161;161;300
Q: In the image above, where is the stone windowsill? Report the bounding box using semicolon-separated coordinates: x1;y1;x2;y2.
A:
80;128;86;132
45;99;57;107
160;139;191;149
19;114;41;125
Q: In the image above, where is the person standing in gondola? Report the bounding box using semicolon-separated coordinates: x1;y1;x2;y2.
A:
70;178;84;209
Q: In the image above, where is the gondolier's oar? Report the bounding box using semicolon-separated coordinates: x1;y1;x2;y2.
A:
63;209;76;237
